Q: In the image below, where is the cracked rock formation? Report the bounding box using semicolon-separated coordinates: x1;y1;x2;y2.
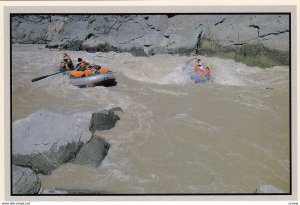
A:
12;14;289;64
12;108;93;174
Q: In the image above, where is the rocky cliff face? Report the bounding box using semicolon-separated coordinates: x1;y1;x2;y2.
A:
11;14;290;63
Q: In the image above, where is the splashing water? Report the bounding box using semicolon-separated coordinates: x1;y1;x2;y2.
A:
12;44;290;193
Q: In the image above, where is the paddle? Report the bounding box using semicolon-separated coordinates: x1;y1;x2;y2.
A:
31;70;66;82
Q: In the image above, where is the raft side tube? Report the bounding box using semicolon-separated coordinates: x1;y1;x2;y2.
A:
190;71;209;84
70;71;116;87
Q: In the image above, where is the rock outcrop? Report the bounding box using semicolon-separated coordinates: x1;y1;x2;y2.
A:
12;108;122;174
12;108;122;194
89;107;122;134
12;108;93;174
72;135;110;167
11;14;289;64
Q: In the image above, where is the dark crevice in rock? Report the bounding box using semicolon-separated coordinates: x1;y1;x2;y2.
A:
89;18;96;24
195;31;203;55
167;14;177;18
214;18;226;26
249;24;260;29
118;34;144;45
259;30;289;38
85;33;94;40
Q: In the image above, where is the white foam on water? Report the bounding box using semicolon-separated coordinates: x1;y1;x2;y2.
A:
107;54;193;85
13;45;290;193
18;44;287;89
105;52;289;88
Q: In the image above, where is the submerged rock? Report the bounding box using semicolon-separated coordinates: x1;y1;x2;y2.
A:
12;108;93;174
89;107;122;133
12;165;41;194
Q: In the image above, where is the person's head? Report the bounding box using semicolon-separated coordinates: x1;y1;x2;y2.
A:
60;61;66;67
63;53;70;60
63;53;69;59
79;61;86;67
195;58;201;67
78;58;83;62
206;64;211;69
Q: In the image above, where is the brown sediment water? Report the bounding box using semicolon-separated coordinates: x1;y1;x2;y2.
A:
12;44;290;193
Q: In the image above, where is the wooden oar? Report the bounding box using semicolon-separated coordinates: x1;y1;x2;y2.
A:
31;70;65;82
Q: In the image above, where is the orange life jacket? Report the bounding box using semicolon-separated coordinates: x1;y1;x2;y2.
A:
69;66;110;78
97;67;109;74
84;69;93;77
69;70;85;78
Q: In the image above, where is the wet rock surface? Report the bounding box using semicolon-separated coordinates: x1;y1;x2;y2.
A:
12;108;122;194
12;165;41;194
89;107;122;133
72;135;110;167
12;108;93;174
11;14;289;64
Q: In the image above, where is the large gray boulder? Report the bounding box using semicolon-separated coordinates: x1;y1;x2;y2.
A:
12;165;41;194
89;107;122;134
72;135;110;167
12;108;93;174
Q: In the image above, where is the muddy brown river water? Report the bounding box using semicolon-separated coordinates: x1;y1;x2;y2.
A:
12;44;290;193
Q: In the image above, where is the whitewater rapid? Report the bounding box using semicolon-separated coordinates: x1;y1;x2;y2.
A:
12;44;290;193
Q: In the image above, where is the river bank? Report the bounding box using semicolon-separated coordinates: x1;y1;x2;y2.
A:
12;14;290;68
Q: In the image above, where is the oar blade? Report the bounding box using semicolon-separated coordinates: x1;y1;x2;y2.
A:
31;75;48;82
31;71;65;83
